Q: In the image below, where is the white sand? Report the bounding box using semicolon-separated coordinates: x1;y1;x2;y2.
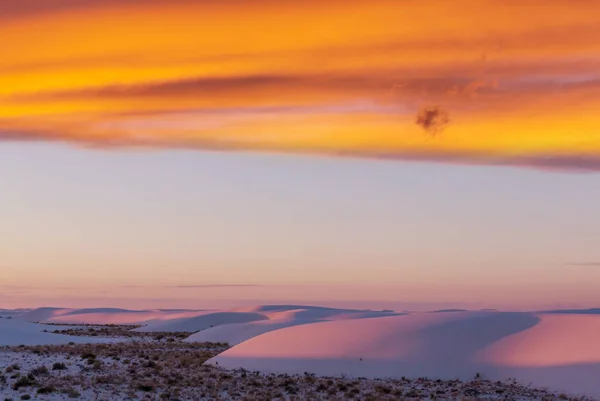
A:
134;311;269;332
185;305;401;345
0;318;115;346
209;311;600;398
17;307;212;325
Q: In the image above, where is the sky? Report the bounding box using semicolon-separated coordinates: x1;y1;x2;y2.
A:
1;0;600;310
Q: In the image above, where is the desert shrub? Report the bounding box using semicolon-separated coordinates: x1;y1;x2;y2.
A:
92;360;103;370
12;376;35;390
29;365;49;376
136;383;154;392
65;388;81;398
37;385;55;394
375;384;392;394
80;352;96;360
52;362;67;370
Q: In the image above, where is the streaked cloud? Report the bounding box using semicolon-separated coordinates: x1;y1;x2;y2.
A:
166;285;263;289
1;0;599;171
565;262;600;267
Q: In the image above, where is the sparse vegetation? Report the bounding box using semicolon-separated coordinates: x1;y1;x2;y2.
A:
46;323;193;341
12;375;35;390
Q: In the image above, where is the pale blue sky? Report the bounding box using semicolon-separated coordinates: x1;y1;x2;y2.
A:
1;143;600;309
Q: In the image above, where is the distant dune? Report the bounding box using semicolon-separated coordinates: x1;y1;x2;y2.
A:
0;317;116;346
0;309;29;318
17;307;212;325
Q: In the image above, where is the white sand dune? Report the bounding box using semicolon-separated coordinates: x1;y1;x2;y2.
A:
209;311;600;398
138;305;398;335
0;309;27;318
16;305;400;333
18;307;212;325
232;304;367;313
262;307;400;321
17;307;72;322
0;318;116;346
186;306;402;345
185;318;312;345
134;311;269;332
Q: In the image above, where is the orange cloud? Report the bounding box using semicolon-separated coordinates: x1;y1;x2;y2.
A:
1;0;599;170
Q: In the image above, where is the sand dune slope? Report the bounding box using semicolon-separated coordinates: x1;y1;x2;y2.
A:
135;311;269;332
185;319;311;345
17;307;72;322
186;306;401;345
475;313;600;397
209;311;600;398
0;309;28;318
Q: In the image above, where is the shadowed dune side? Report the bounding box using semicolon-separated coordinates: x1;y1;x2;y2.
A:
540;308;600;315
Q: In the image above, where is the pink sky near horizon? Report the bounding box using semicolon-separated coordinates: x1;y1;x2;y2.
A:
2;144;600;311
1;282;596;312
2;143;600;311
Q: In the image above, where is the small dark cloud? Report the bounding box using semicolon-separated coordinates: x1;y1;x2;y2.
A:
415;106;450;135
